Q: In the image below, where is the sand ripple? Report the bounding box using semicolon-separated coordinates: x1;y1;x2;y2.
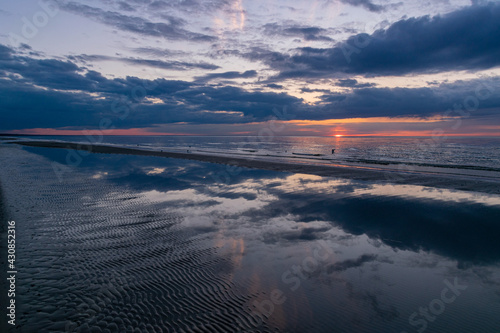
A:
0;145;272;332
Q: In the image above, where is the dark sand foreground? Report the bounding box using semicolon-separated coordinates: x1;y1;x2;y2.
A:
12;140;500;194
1;142;500;332
0;144;269;332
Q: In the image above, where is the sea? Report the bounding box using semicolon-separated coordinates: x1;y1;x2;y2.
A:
20;135;500;171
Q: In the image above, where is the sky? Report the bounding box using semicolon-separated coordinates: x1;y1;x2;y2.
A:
0;0;499;136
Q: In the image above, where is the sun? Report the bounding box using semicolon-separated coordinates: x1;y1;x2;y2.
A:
335;134;343;137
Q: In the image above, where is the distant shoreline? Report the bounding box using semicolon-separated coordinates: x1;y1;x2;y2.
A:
10;140;500;195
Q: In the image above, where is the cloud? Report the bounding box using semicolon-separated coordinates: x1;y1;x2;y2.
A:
266;83;284;89
326;254;378;273
117;1;135;12
336;79;375;88
71;54;220;71
262;225;332;243
0;44;302;130
1;42;500;131
59;2;216;42
5;57;94;91
238;46;291;66
144;0;233;13
251;186;500;264
0;43;13;60
311;78;500;119
300;87;331;93
131;47;189;58
195;70;257;82
271;3;500;78
339;0;386;12
263;23;334;41
170;85;302;119
0;78;105;129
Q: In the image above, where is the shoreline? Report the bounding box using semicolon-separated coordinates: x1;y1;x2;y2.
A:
10;140;500;194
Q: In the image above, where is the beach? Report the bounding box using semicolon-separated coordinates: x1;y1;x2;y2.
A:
1;141;500;332
0;144;268;332
11;139;500;194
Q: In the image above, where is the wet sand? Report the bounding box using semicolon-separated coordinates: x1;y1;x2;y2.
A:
12;140;500;194
0;145;270;332
1;143;500;332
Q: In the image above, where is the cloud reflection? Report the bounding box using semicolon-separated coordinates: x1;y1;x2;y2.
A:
21;146;500;332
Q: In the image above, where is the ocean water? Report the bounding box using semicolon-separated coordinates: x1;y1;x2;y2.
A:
25;135;500;171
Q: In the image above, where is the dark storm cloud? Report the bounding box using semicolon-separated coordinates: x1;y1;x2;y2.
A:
195;70;257;82
0;44;302;130
59;2;216;42
5;56;95;91
309;78;500;119
0;78;105;129
0;74;259;130
1;42;500;131
271;3;500;78
170;85;301;119
263;23;334;42
0;43;13;60
71;54;220;71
